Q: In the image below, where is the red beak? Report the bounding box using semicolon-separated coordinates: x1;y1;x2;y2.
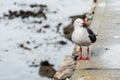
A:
81;22;87;27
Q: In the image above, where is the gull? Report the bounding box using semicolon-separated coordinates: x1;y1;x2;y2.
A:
71;18;97;61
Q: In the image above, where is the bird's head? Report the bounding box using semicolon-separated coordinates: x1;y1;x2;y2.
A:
74;18;87;28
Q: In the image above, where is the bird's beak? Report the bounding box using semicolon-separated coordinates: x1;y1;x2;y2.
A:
81;22;87;27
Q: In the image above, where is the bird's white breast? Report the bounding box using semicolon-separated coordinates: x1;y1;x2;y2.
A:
72;28;91;46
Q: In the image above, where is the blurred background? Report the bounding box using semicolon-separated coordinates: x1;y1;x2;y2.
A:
0;0;92;80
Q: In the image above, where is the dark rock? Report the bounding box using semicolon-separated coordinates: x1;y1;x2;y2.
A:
8;10;13;15
33;21;42;24
19;44;24;47
56;23;62;32
9;10;18;17
29;61;39;67
58;41;67;45
37;10;47;19
29;64;39;67
63;23;74;40
37;28;42;33
34;43;42;49
26;41;30;44
39;4;47;8
30;4;47;9
40;60;54;67
4;7;47;19
39;66;56;78
19;44;31;51
43;25;50;28
94;0;97;2
34;46;39;49
3;4;47;19
30;4;39;8
39;60;56;78
39;4;47;11
19;10;36;18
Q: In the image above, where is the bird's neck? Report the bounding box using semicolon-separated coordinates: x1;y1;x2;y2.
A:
74;26;84;30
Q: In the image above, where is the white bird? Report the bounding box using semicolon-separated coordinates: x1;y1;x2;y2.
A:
71;18;97;61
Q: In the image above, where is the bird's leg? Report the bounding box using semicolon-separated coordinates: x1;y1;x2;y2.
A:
84;46;90;60
77;47;83;61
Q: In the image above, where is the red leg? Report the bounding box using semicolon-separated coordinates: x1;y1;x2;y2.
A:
84;47;90;60
77;47;83;61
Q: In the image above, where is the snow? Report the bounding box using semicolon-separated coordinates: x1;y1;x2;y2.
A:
0;0;92;80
